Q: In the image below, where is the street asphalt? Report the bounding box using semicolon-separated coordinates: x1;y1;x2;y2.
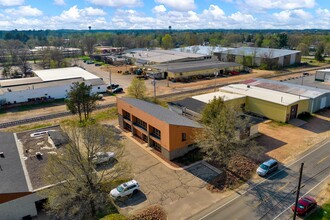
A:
192;139;330;220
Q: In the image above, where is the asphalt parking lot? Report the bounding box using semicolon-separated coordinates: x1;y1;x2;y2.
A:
116;133;219;216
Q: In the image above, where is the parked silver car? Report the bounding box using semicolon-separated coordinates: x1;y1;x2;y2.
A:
92;152;115;165
110;180;140;199
257;159;278;176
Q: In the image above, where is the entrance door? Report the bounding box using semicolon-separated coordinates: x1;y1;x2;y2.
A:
290;104;298;119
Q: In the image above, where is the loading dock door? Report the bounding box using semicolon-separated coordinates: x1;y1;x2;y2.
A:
290;104;298;120
320;97;327;109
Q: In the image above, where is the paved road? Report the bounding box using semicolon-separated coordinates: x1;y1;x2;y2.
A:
192;140;330;220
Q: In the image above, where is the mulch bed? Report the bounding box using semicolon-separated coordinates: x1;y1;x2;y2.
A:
207;155;258;193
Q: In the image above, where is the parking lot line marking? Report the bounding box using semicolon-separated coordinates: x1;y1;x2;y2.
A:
317;155;328;164
277;182;289;191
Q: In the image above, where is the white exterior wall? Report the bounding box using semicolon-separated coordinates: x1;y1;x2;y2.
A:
3;84;71;104
290;54;296;65
0;193;39;220
278;56;284;66
315;71;327;81
2;84;106;104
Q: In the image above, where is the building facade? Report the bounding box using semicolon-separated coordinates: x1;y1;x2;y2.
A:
117;97;202;160
316;69;330;82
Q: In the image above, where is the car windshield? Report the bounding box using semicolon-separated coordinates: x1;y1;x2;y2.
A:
117;186;124;192
298;204;305;209
260;164;269;170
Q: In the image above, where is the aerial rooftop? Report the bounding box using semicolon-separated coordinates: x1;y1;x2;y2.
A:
223;47;300;58
243;78;330;98
220;84;309;106
120;97;202;128
34;67;100;81
192;91;246;103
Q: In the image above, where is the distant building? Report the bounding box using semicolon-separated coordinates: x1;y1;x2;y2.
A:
215;47;301;67
30;46;82;59
0;67;106;107
124;49;209;65
315;69;330;82
220;84;309;122
172;45;232;56
117;97;202;160
151;60;242;81
243;78;330;113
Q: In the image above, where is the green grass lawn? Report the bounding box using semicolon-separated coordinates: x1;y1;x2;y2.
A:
306;200;330;220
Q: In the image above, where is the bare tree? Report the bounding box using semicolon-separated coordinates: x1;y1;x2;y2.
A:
261;50;279;70
17;48;32;75
43;124;127;220
195;97;257;168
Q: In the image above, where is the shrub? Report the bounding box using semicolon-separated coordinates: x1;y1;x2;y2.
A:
128;205;167;220
100;213;126;220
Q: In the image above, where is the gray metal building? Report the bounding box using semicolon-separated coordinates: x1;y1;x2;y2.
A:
243;78;330;113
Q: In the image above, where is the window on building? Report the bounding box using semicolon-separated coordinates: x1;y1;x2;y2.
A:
123;110;131;120
153;128;161;139
182;133;187;141
135;118;147;130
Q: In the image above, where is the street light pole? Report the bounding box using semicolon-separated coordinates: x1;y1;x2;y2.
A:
152;78;156;98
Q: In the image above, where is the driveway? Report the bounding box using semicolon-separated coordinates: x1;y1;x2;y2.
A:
116;132;219;217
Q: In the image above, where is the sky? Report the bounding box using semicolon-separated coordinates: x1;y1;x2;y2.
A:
0;0;329;30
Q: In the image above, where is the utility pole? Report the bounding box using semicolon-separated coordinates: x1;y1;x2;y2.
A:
109;68;112;93
293;163;304;220
152;78;156;98
301;74;304;85
214;70;218;91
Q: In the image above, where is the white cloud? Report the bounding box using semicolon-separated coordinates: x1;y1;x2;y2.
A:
202;5;225;20
229;12;255;23
243;0;315;10
83;7;106;16
5;5;43;16
54;0;65;6
153;5;166;14
0;0;24;6
155;0;196;11
88;0;142;7
273;9;312;23
316;8;330;18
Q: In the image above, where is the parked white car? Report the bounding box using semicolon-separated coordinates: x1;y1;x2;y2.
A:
92;152;115;165
110;180;140;199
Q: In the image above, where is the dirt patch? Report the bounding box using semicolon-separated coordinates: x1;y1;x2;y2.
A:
258;112;330;164
207;155;258;192
316;181;330;205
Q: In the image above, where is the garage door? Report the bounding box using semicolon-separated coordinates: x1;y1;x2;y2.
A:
320;97;327;109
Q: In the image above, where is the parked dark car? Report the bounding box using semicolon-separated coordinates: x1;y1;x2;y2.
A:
95;63;102;66
291;196;317;216
86;60;94;64
112;87;123;94
107;84;119;90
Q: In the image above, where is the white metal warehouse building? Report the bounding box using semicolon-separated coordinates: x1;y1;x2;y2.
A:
243;78;330;113
315;69;330;82
0;67;106;106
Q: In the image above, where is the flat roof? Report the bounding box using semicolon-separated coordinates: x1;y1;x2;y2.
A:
120;97;202;128
0;77;42;87
169;98;206;114
316;69;330;73
192;91;246;103
0;132;29;194
125;49;205;63
152;60;241;73
243;78;330;98
34;67;100;81
223;47;300;58
0;78;105;93
172;46;233;56
220;84;309;106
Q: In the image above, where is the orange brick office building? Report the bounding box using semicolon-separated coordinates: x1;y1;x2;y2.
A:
117;97;202;160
